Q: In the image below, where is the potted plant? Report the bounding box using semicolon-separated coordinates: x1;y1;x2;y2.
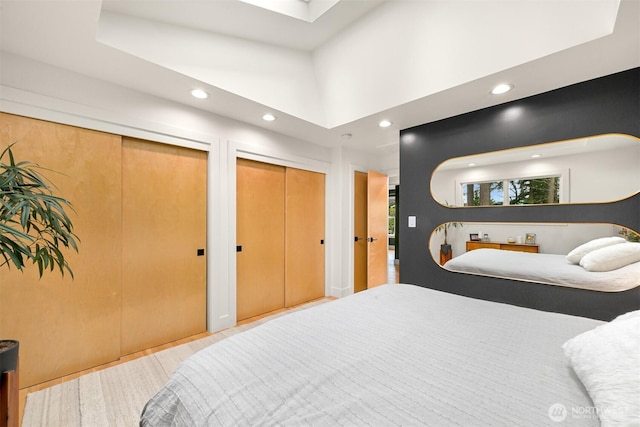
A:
435;221;463;266
0;143;78;425
436;222;463;255
619;227;640;242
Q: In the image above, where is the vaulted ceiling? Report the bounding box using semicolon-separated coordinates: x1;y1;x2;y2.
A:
1;0;638;158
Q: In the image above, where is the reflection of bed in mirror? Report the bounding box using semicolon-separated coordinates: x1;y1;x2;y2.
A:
444;247;640;292
431;223;640;291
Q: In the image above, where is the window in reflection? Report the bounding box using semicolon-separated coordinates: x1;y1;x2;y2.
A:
461;175;560;206
509;176;559;205
462;181;502;206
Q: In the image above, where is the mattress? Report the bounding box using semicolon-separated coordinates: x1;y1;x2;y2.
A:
444;248;640;292
141;284;602;426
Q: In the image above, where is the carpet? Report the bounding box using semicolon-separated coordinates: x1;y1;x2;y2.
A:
22;299;328;426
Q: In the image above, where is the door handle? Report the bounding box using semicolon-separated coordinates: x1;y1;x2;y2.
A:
354;236;363;242
367;237;378;243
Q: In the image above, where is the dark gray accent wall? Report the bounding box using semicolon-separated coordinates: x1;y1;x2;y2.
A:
399;68;640;321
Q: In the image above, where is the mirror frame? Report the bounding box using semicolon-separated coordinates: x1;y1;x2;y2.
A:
431;134;640;207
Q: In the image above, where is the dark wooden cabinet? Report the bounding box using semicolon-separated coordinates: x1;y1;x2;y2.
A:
466;241;539;253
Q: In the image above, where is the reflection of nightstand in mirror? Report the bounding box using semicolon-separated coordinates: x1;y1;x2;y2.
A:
439;249;452;266
466;241;539;253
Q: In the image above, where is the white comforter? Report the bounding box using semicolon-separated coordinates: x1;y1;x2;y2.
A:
141;284;602;426
444;248;640;292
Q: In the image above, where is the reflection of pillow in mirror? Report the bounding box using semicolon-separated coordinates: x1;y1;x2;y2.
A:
580;242;640;272
613;310;640;322
562;316;640;426
566;236;626;264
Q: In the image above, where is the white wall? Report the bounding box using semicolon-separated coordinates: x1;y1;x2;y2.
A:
0;53;376;332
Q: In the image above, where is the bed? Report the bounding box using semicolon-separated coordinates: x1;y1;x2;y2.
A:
443;248;640;292
140;284;639;426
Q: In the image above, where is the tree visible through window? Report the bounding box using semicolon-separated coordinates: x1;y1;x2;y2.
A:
388;195;396;235
509;177;559;205
463;181;503;206
462;175;560;206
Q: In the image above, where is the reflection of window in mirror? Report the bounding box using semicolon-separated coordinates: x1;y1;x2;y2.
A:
461;175;560;206
388;190;396;237
432;134;639;207
509;176;559;205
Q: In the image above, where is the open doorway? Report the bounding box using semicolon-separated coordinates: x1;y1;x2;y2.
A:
354;170;391;292
388;186;399;284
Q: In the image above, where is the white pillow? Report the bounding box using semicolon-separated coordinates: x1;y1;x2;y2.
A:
579;242;640;272
613;310;640;323
563;317;640;426
566;236;626;264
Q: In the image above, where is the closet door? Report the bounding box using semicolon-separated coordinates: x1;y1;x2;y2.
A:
285;167;325;307
121;138;207;355
0;113;122;387
236;159;285;321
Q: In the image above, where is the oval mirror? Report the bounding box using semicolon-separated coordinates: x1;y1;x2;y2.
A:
430;222;640;292
431;134;639;207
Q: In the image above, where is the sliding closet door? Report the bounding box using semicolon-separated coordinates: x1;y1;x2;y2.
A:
285;167;325;307
236;159;286;321
0;113;122;387
121;138;207;355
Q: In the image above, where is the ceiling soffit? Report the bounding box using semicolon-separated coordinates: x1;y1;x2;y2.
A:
96;0;620;130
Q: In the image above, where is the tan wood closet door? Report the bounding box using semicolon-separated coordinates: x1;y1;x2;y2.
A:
367;170;388;288
236;159;285;321
285;167;325;307
121;138;207;355
0;113;122;387
353;171;368;293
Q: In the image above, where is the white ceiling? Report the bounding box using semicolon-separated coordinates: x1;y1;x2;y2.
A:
0;0;638;160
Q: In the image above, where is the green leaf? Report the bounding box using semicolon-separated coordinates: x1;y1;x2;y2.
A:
1;143;79;279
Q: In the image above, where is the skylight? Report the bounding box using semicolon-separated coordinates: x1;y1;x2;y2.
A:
237;0;340;23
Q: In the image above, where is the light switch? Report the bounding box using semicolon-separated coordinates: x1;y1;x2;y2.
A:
408;216;417;228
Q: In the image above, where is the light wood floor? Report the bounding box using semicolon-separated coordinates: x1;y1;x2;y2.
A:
388;248;400;284
17;297;335;425
18;250;399;424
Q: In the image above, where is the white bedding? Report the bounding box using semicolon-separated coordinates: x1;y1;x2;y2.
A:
444;248;640;292
141;284;604;426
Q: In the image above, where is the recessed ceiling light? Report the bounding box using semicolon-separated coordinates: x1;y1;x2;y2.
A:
468;163;476;167
491;83;513;95
531;154;541;158
379;119;392;128
190;89;209;99
263;114;276;121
